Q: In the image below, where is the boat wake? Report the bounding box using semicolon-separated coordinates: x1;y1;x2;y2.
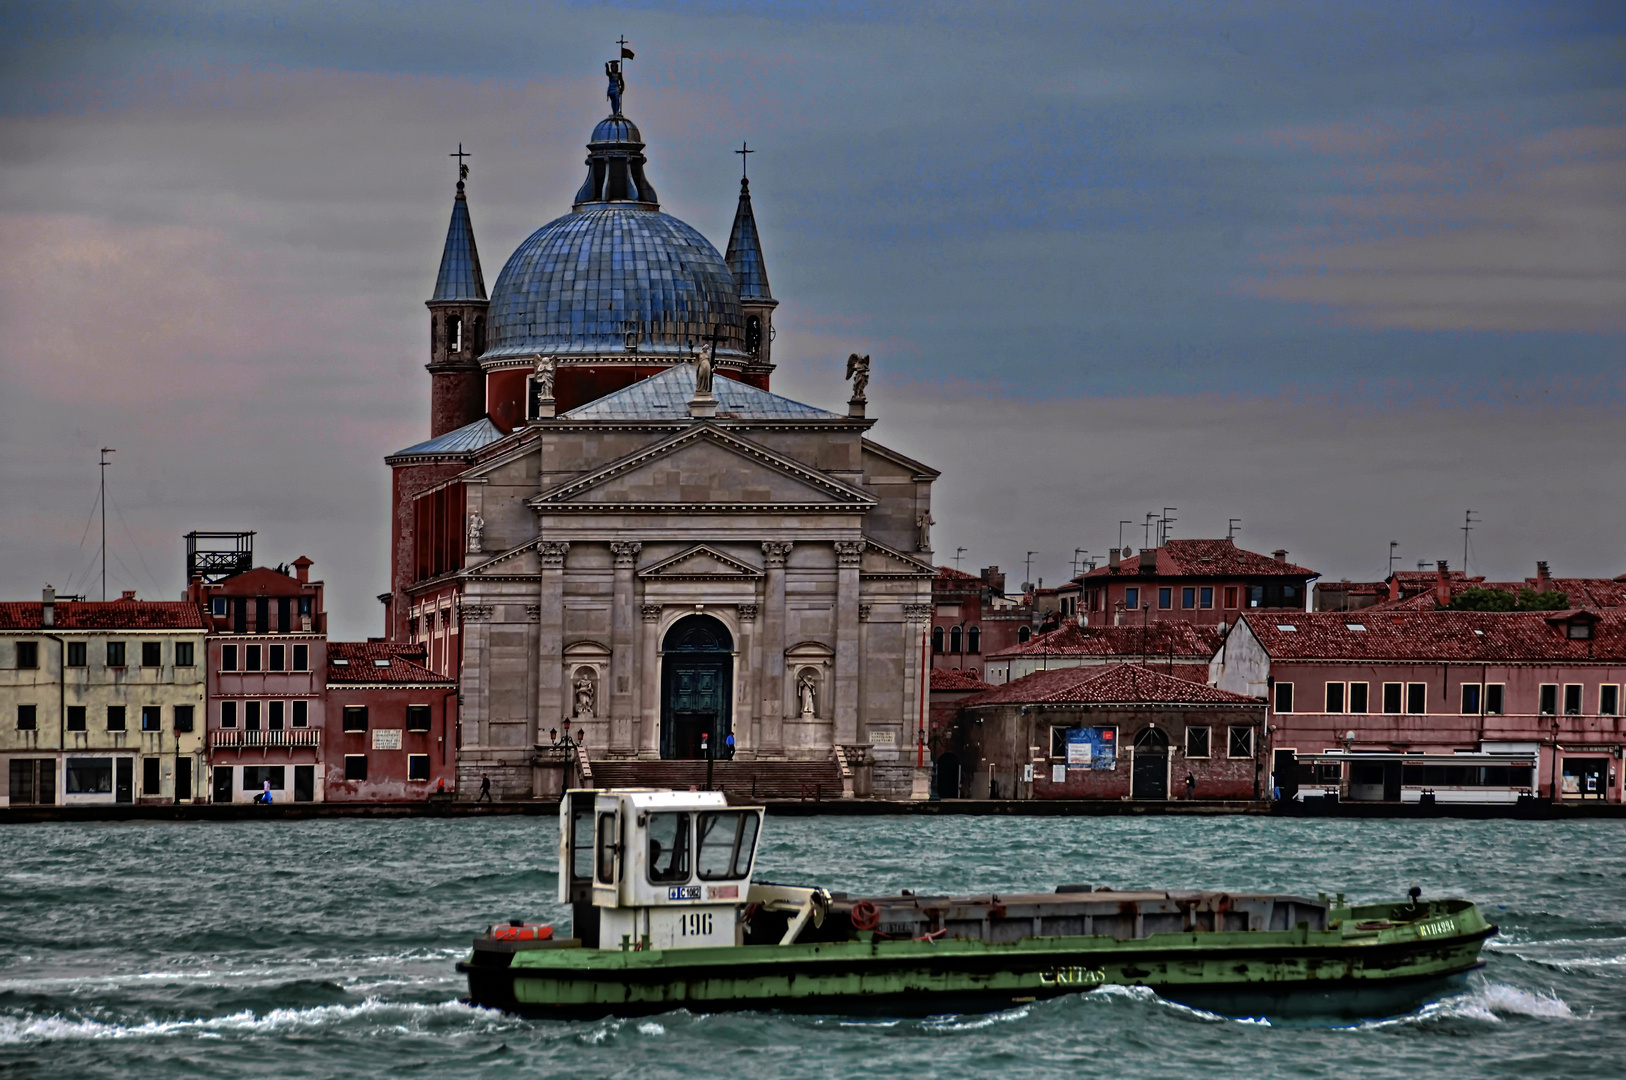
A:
1347;981;1574;1031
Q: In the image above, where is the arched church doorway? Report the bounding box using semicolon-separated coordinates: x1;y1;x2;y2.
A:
660;614;734;760
1131;726;1169;800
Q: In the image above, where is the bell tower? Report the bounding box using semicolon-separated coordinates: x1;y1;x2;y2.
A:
426;146;489;438
725;145;777;390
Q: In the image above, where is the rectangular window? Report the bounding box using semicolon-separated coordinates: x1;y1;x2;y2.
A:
1199;586;1214;609
245;645;261;672
299;596;312;617
107;705;126;731
65;757;112;794
141;705;161;731
1563;684;1583;716
646;811;692;884
292;644;308;671
106;641;126;667
407;754;431;781
212;597;227;617
141;641;162;667
1349;682;1369;713
245;701;261;731
269;644;285;671
1185;726;1210;758
1250;586;1263;608
1383;683;1403;714
67;641;87;667
175;641;194;667
1486;684;1505;715
1182;587;1196;609
221;702;237;728
1406;683;1427;714
1461;684;1482;715
597;812;618;884
343;706;368;733
344;755;368;781
174;705;194;733
16;642;38;669
1325;682;1345;713
292;700;308;727
1228;726;1255;758
1158;587;1173;609
1050;726;1067;758
1539;684;1558;715
1273;682;1293;713
1602;685;1621;717
1125;587;1139;609
243;765;286;791
221;645;238;672
142;756;160;796
17;704;37;730
67;705;86;731
406;705;431;732
1223;586;1239;609
268;701;284;730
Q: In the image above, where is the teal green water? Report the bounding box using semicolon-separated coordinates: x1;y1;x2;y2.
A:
1;815;1619;1079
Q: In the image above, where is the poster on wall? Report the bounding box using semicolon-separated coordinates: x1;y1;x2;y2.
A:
1066;727;1116;770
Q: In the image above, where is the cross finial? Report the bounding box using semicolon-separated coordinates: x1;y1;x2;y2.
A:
617;35;631;53
736;140;754;179
449;143;470;183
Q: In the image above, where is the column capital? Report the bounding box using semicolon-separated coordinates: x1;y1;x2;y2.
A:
461;604;494;623
904;602;933;623
610;541;643;567
858;603;871;622
641;604;662;622
834;540;866;566
538;540;570;568
762;541;794;567
737;603;759;622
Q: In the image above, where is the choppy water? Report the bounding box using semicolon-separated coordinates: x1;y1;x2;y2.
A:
0;814;1620;1079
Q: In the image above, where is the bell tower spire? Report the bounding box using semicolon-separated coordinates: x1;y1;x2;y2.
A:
726;142;778;389
426;145;489;438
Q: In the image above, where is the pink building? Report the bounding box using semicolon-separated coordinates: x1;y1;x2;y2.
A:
325;642;457;801
1212;610;1626;803
1079;540;1316;627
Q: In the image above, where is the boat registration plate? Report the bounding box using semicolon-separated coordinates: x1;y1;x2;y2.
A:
668;886;702;901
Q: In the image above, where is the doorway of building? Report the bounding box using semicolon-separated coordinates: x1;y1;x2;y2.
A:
213;765;234;803
175;757;192;802
114;757;133;803
935;752;961;799
1562;758;1608;799
294;764;315;802
1131;727;1169;800
660;614;733;760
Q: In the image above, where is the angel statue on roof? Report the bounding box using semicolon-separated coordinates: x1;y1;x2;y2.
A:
845;353;870;403
693;341;715;397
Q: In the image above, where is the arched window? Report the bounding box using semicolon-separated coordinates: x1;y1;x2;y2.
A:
967;626;981;654
430;315;437;351
448;315;463;353
472;315;486;355
931;626;944;654
949;626;963;654
745;315;762;354
1018;626;1032;644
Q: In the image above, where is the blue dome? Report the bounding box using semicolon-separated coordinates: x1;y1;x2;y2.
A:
483;207;745;362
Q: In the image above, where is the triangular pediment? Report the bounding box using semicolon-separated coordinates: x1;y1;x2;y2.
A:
860;538;937;578
530;425;877;511
639;544;763;581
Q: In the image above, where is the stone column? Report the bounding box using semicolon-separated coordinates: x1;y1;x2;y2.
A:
536;541;570;741
459;601;493;750
640;604;662;756
736;604;758;755
759;542;793;756
609;541;641;755
833;541;865;745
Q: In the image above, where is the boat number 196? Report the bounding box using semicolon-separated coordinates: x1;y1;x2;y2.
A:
679;912;714;937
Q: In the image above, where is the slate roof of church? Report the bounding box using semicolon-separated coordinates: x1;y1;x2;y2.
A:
725;177;772;300
391;416;506;458
432;183;486;302
561;364;845;422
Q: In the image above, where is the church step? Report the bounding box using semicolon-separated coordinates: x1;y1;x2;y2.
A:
588;760;844;800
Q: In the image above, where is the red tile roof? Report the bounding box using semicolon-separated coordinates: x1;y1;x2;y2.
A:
931;668;994;692
961;663;1261;708
935;566;979;582
1236;610;1626;662
986;621;1225;661
1361;575;1626;614
0;600;205;631
326;641;454;684
208;567;313;597
1081;539;1316;580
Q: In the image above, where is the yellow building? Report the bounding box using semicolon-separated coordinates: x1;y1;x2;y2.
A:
1;589;207;806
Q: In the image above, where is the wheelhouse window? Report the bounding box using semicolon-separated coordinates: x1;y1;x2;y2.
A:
697;811;760;880
1349;682;1369;713
1228;726;1255;758
1273;682;1293;714
596;812;618;884
1325;683;1345;713
1185;726;1210;758
646;812;691;884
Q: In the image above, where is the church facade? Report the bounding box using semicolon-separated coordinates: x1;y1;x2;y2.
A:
385;59;938;798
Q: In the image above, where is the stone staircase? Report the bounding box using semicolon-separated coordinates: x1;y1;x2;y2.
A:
586;759;844;801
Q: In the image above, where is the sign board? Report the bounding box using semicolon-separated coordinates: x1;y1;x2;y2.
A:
1066;727;1116;770
868;730;896;744
1022;763;1034;782
1052;763;1067;784
372;728;403;750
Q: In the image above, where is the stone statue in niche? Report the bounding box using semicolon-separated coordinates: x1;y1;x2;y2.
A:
796;669;818;718
845;353;870;403
693;341;715;396
466;512;485;554
573;669;597;719
916;511;933;553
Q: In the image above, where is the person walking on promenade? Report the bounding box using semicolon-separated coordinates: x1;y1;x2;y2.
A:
477;774;492;803
724;732;736;760
1185;773;1196;800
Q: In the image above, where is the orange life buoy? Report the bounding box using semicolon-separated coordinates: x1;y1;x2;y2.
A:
850;900;880;931
492;922;554;942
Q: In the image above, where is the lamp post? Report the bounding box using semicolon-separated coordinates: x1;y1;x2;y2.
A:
702;731;713;791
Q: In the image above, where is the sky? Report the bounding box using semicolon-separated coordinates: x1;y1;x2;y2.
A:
1;0;1622;637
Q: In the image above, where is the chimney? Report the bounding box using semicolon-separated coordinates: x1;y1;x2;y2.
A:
1388;575;1401;601
1109;548;1121;570
1272;549;1288;563
42;587;55;628
293;556;314;584
1141;548;1157;573
121;589;137;601
1113;599;1126;627
1536;561;1550;588
1434;561;1451;605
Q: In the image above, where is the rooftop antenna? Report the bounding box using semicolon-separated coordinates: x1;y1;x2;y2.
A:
1024;551;1036;592
1388;541;1400;578
1118;520;1133;552
735;140;754;179
1227;518;1241;541
1072;548;1087;577
449;142;470;183
1143;512;1157;550
953;546;967;571
99;447;115;601
1417;560;1433;572
1159;507;1178;547
1461;510;1480;576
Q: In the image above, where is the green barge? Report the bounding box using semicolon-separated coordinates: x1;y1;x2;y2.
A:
459;790;1495;1020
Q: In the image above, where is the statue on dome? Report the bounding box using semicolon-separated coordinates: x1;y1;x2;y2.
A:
693;342;715;397
605;59;625;116
845;353;870;404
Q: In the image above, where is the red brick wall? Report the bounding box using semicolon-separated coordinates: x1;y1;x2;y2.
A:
388;463;466;641
324;683;456;801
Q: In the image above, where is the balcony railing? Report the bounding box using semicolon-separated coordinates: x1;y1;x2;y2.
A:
210;728;320;749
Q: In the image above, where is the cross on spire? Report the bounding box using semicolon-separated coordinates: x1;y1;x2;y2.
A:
449;142;470;182
736;140;754;179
